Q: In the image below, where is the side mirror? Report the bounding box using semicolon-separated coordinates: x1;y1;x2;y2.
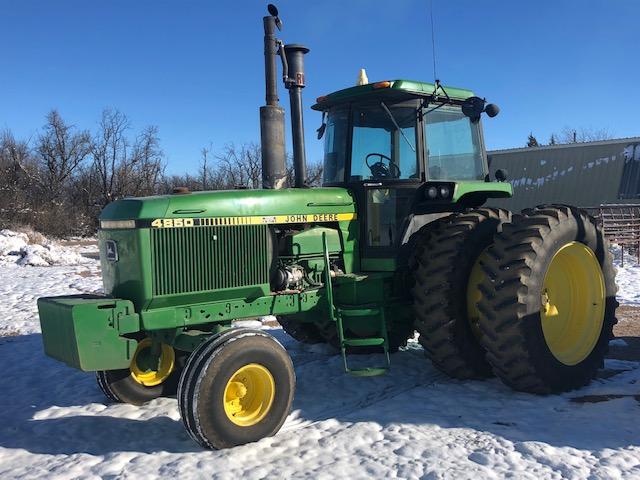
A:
495;169;508;182
484;103;500;118
462;96;485;122
316;111;327;139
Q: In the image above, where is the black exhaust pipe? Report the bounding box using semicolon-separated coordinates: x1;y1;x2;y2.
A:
260;8;286;189
284;44;309;188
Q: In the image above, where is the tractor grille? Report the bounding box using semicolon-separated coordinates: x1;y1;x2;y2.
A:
150;225;270;296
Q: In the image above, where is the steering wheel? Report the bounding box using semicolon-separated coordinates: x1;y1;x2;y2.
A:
365;153;401;179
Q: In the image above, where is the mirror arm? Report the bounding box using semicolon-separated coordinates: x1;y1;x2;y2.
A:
316;111;327;139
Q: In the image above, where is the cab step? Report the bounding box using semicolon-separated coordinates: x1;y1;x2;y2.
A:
342;337;385;347
321;232;391;377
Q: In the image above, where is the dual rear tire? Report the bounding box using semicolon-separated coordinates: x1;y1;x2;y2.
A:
477;205;617;393
411;208;512;379
411;206;617;394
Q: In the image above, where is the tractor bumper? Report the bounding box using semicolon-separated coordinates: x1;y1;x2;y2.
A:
37;295;140;372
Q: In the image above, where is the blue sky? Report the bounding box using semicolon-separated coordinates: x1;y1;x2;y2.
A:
1;0;638;174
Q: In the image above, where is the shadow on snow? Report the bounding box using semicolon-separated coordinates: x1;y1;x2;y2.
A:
1;331;639;456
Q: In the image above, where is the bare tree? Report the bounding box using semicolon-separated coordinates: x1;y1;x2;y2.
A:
91;109;164;206
526;133;540;148
0;130;38;226
199;143;214;190
91;108;130;205
306;161;324;186
214;143;262;189
128;125;165;196
556;126;614;144
35;110;92;201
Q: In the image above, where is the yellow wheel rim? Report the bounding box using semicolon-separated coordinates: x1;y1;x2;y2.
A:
541;242;605;366
129;338;175;386
467;249;488;340
223;363;275;427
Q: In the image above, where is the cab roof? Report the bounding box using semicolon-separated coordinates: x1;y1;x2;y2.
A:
311;79;475;111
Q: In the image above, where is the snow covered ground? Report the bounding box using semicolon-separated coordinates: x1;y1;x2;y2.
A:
613;245;640;305
1;233;640;479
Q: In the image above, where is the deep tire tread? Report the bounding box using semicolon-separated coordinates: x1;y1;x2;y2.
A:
477;205;618;394
411;208;512;379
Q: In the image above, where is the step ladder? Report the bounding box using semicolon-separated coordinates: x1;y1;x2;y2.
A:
321;233;390;377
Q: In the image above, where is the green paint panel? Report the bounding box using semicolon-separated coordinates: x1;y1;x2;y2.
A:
360;258;397;272
287;227;342;255
453;181;513;202
37;295;139;371
139;289;326;331
333;273;389;305
100;187;356;222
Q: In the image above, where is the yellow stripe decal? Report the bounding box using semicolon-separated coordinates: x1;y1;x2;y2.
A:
150;212;356;228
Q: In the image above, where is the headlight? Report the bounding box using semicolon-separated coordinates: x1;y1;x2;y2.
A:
426;186;438;199
439;186;450;198
100;220;136;229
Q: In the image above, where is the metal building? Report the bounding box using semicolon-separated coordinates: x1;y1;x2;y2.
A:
486;137;640;211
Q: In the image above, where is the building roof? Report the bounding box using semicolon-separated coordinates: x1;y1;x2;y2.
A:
489;137;640;155
486;136;640;210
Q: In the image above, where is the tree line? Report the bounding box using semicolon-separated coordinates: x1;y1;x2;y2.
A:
0;109;322;237
526;127;613;148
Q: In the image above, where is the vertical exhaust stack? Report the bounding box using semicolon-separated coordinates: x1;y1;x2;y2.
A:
284;44;310;188
260;6;287;189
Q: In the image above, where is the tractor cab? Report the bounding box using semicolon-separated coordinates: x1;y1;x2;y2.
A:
312;79;508;270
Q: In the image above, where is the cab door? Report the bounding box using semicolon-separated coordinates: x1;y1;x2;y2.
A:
346;100;424;271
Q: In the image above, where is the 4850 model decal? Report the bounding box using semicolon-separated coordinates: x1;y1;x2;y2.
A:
100;213;356;230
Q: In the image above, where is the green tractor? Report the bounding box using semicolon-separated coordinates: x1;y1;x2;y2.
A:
38;5;617;450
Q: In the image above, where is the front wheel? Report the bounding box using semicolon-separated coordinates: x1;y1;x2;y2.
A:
96;338;183;405
477;205;618;393
178;329;295;449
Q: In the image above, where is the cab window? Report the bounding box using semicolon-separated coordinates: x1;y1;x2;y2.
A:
350;103;419;182
424;105;485;180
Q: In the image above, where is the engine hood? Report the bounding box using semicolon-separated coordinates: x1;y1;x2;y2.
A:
99;187;357;226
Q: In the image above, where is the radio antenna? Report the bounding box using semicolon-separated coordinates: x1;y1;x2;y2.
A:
429;0;438;82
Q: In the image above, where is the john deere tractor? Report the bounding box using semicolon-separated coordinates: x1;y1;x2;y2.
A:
38;5;617;450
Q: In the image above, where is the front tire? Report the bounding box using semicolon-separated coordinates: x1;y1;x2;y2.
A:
96;339;183;405
178;329;295;449
477;205;617;393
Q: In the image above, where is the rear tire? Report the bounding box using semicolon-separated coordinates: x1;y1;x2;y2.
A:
477;205;617;393
411;208;512;379
178;329;295;449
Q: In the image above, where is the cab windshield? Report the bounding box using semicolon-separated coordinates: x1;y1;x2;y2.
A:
424;105;485;180
323;101;419;184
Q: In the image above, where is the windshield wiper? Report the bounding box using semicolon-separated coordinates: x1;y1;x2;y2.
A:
380;102;415;152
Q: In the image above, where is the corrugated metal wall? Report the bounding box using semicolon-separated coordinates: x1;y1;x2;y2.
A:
486;138;640;211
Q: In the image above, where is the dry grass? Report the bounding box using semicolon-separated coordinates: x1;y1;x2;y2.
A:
613;305;640;337
11;224;47;246
0;329;22;338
